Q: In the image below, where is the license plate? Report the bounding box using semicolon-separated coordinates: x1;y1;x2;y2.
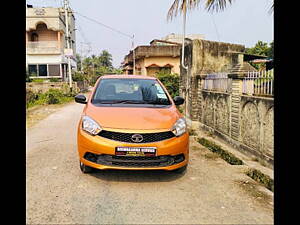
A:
115;147;157;156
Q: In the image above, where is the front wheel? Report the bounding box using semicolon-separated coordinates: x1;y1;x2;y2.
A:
80;161;94;173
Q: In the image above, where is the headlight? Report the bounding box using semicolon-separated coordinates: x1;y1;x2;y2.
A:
82;115;102;135
172;118;187;137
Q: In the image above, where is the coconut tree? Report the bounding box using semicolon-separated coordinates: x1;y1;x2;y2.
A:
167;0;273;20
167;0;234;21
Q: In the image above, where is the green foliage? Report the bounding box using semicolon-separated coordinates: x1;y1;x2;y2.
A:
77;50;121;86
245;40;274;70
246;169;274;192
156;70;180;98
26;88;74;108
72;71;86;82
198;138;243;165
31;78;45;83
245;41;270;57
49;78;60;82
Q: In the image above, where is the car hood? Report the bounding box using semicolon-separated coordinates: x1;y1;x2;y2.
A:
84;103;181;130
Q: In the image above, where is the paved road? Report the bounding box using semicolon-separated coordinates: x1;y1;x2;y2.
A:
26;102;273;224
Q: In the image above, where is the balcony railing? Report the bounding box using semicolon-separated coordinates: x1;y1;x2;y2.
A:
26;41;62;54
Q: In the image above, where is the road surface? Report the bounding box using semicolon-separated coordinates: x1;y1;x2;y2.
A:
26;102;273;224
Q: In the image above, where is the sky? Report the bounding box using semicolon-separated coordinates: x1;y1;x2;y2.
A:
26;0;274;68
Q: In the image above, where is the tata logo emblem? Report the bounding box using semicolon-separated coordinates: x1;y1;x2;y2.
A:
131;134;143;143
35;9;46;15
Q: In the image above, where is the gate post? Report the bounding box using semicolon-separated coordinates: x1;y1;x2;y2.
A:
228;73;245;141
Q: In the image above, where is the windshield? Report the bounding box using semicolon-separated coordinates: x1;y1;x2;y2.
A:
91;78;171;105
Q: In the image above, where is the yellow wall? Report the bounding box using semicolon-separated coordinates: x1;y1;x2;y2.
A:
135;56;180;76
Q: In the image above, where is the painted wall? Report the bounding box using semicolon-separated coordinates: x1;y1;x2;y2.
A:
134;56;180;76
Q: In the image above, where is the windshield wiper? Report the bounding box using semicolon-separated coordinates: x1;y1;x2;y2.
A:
93;100;146;104
93;99;170;105
143;100;171;105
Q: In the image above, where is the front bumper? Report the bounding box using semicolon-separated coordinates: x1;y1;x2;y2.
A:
77;127;189;171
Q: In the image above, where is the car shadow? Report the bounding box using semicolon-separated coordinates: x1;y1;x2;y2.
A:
88;168;187;183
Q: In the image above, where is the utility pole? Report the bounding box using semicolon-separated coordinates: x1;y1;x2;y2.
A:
132;35;136;75
64;0;73;89
80;42;84;72
182;5;189;117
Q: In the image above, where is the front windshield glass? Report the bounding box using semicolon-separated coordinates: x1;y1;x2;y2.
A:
91;78;171;105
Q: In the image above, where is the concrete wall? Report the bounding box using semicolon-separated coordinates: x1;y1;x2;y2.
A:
186;75;274;169
180;39;273;168
180;39;245;120
26;82;80;93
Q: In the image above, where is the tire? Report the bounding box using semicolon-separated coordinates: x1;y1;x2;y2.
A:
173;165;187;174
80;161;94;173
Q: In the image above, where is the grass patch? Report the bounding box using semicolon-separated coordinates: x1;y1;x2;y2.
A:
198;138;243;165
246;168;274;192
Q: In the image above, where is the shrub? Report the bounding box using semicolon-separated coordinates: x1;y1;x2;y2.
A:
26;89;38;106
156;70;179;98
44;89;64;104
72;72;86;82
26;88;74;108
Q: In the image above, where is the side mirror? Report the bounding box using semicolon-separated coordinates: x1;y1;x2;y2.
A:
173;96;184;105
75;94;87;104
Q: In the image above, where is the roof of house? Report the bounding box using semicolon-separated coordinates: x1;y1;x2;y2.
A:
150;39;181;46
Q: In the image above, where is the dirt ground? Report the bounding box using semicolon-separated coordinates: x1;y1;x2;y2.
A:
26;102;74;128
26;102;273;224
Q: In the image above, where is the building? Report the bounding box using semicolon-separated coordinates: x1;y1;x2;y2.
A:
122;34;205;76
160;33;205;44
26;5;76;81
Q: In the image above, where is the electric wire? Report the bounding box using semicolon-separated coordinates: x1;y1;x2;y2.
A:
211;14;221;42
73;11;134;39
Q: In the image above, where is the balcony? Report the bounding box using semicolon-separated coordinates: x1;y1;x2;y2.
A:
26;41;62;55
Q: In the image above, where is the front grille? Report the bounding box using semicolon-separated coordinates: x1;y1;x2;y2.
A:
98;130;175;143
84;153;185;168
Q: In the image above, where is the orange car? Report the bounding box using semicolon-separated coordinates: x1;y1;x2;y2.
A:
75;75;189;173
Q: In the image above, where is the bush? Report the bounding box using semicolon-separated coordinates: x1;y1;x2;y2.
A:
72;72;86;82
26;89;38;106
156;70;180;98
26;88;74;108
44;89;64;104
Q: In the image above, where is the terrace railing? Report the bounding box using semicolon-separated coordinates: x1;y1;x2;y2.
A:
242;70;274;97
203;73;232;93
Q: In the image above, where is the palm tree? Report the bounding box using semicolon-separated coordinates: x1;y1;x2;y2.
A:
98;50;113;68
167;0;234;21
167;0;273;20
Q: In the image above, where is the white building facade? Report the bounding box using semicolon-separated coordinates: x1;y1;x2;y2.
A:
26;6;76;81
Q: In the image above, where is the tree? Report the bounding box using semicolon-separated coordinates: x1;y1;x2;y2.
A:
245;41;273;58
245;40;273;70
98;50;113;68
78;50;120;85
156;69;180;98
167;0;273;20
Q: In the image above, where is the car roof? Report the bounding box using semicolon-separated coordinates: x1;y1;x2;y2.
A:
100;74;157;80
